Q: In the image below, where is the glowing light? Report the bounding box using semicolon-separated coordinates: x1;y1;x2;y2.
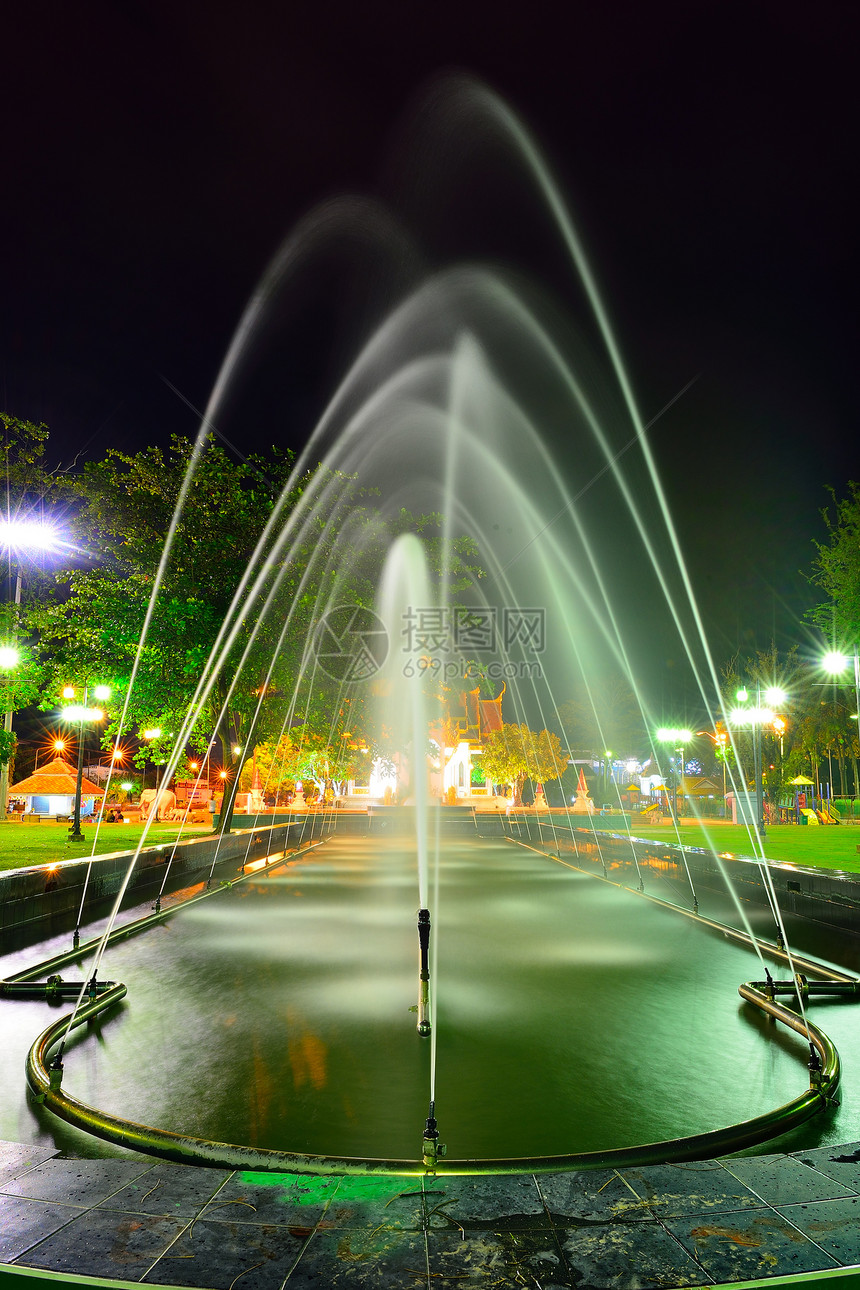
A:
0;520;61;551
62;686;75;699
53;739;66;752
736;687;749;702
232;745;242;756
92;685;111;701
0;646;20;669
120;782;132;792
111;746;124;761
143;727;162;740
764;687;786;706
823;651;849;675
656;727;692;742
219;770;227;779
189;762;199;771
63;705;104;722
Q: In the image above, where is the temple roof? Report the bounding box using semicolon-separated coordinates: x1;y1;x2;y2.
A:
10;757;103;797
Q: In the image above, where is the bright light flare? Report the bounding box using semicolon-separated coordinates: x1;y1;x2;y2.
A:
63;705;104;722
143;727;162;740
823;651;849;675
0;520;61;551
656;727;693;742
0;646;20;669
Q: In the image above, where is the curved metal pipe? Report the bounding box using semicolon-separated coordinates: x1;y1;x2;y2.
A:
26;975;838;1177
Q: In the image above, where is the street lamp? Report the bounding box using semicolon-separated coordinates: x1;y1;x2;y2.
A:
62;684;111;841
656;728;692;820
0;647;21;818
822;650;860;798
727;685;786;839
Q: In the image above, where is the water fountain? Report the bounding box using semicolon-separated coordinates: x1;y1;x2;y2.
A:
5;75;859;1175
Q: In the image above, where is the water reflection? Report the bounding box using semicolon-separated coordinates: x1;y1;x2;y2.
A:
2;834;858;1161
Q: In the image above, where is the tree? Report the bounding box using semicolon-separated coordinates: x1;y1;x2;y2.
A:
26;434;481;828
809;484;860;643
480;723;565;804
0;414;60;815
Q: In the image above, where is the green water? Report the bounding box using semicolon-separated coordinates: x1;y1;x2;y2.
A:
3;834;859;1162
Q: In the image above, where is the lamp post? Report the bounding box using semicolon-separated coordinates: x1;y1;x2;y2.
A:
727;685;786;840
1;520;62;819
656;728;692;821
63;684;111;841
0;645;21;820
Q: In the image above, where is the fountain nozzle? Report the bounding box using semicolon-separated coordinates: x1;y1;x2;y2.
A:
422;1099;445;1169
417;909;431;1036
418;909;430;975
809;1044;823;1090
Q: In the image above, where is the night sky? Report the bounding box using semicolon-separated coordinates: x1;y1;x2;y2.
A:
2;1;857;690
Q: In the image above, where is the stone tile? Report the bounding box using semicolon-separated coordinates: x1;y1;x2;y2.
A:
200;1171;340;1229
2;1156;154;1207
791;1143;860;1194
99;1164;231;1219
664;1207;840;1283
559;1220;710;1288
777;1196;860;1264
144;1216;307;1289
21;1206;187;1280
286;1228;427;1287
0;1140;59;1188
423;1174;547;1230
538;1169;655;1223
321;1175;425;1231
722;1154;857;1206
619;1160;766;1218
429;1228;571;1287
0;1195;81;1262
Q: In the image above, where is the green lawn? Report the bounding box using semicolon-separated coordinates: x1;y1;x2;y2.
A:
0;821;213;873
0;818;858;877
604;821;860;873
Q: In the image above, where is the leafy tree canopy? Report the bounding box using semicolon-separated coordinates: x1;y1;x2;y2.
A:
25;435;482;814
480;722;565;803
809;483;860;644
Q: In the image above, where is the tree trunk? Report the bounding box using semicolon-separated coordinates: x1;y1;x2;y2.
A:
219;706;263;833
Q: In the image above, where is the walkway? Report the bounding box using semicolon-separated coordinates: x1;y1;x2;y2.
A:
3;1138;860;1288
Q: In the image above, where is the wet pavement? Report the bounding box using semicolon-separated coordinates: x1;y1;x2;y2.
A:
3;1139;860;1287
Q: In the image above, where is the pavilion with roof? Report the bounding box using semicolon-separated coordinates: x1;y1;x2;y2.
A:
8;757;104;817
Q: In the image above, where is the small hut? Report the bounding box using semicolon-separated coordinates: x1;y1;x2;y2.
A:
9;757;104;817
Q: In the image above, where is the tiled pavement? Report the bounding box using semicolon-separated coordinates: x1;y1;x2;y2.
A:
3;1139;860;1287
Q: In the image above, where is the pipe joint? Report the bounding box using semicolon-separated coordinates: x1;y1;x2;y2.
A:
809;1045;823;1090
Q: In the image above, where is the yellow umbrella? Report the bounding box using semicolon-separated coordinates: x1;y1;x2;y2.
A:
789;775;815;786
